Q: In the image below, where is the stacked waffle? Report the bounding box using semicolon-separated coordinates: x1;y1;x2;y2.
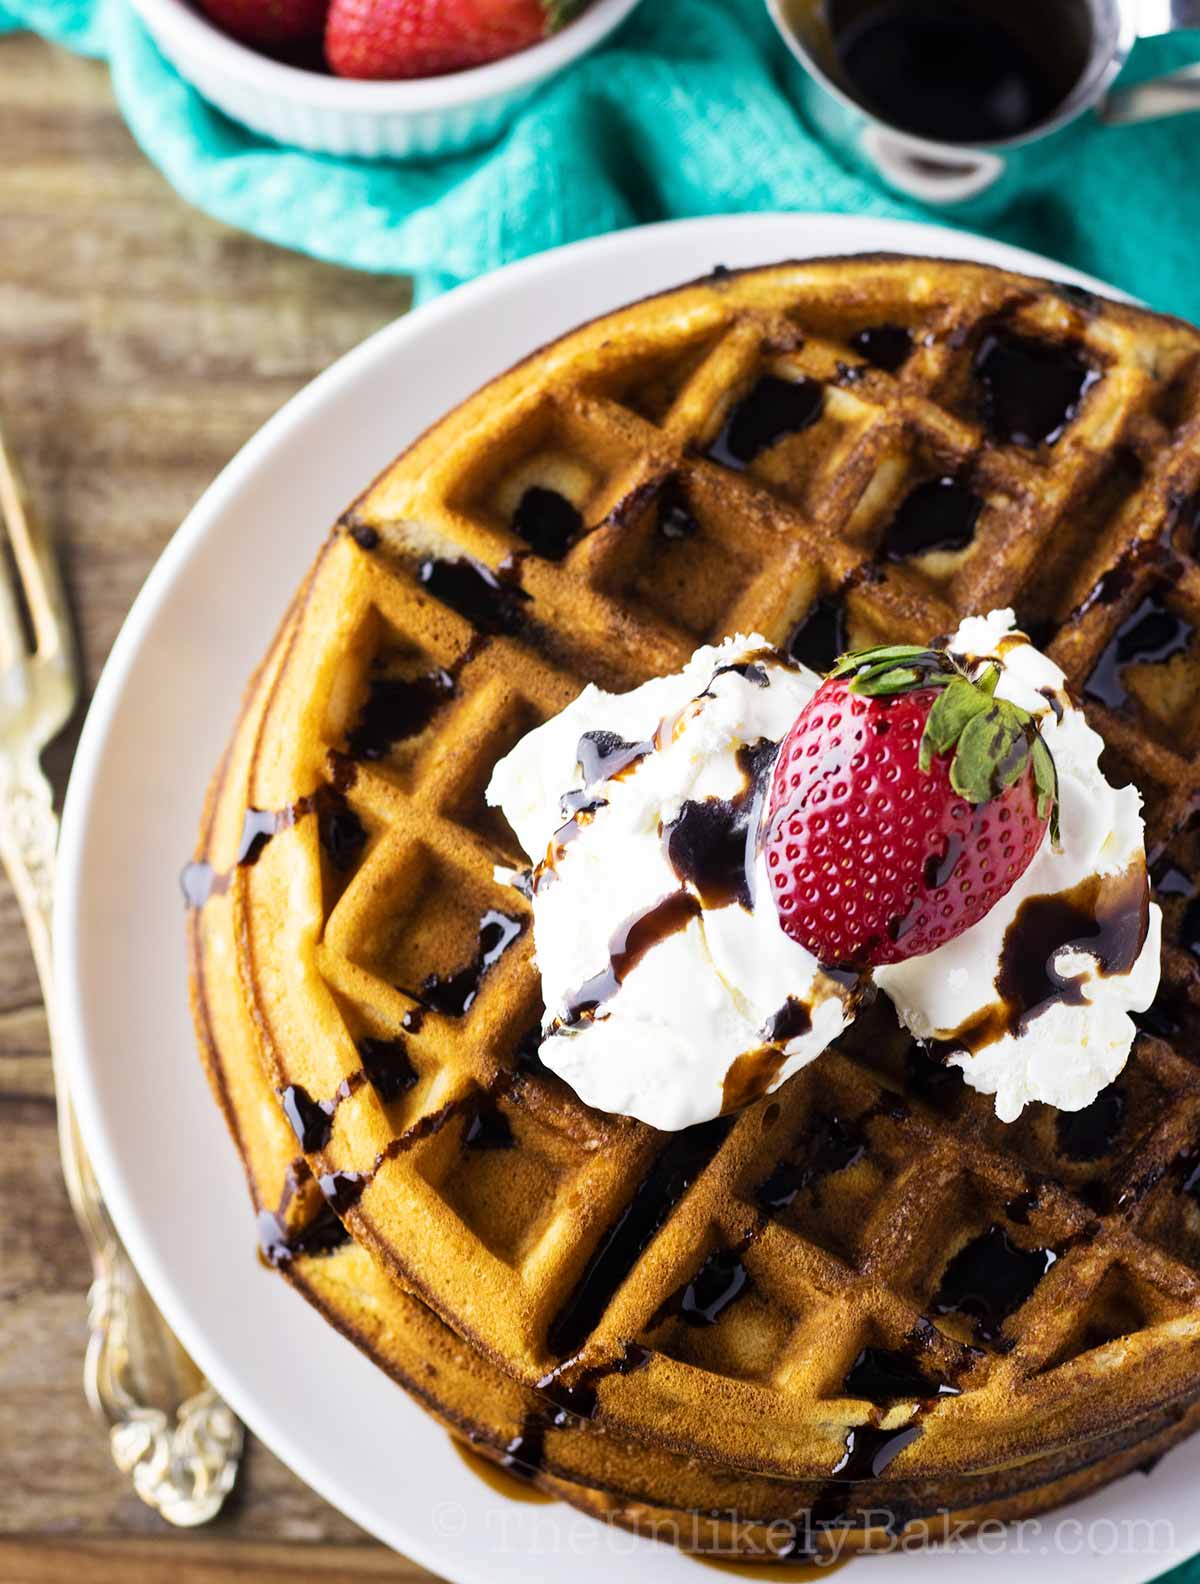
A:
188;258;1200;1559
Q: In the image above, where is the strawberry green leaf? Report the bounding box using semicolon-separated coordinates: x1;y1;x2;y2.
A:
854;666;929;697
1031;734;1061;844
950;706;1030;804
977;663;1001;698
919;677;994;770
828;643;934;681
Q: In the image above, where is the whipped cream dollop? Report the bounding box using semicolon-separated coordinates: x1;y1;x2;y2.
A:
487;613;1160;1131
874;610;1161;1122
488;639;853;1130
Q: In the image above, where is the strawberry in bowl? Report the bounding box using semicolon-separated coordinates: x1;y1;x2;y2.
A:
134;0;638;159
326;0;589;80
196;0;328;53
192;0;593;77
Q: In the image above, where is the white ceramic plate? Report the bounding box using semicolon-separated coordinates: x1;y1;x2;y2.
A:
55;214;1196;1583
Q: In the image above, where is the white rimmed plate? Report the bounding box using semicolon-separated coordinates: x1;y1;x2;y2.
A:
55;214;1195;1584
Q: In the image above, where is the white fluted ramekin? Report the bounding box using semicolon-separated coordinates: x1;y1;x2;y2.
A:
126;0;643;159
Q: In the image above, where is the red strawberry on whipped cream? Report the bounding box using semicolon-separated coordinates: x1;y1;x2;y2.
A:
761;642;1058;969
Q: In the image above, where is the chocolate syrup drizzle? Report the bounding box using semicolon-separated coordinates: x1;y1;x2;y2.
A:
257;1198;349;1268
346;668;456;761
512;486;583;562
1056;1085;1126;1162
850;324;913;374
879;477;982;562
557;890;701;1027
279;1071;366;1153
463;1096;516;1150
933;1224;1057;1345
1069;493;1177;627
974;332;1098;448
788;597;847;672
656;478;700;541
937;865;1151;1055
707;375;824;470
419;554;530;636
1084;590;1195;712
756;1113;866;1213
1133;981;1194;1040
764;1326;965;1539
576;729;653;784
499;1340;654;1484
843;1343;958;1403
288;1072;526;1235
257;1162;350;1269
655;1244;753;1329
547;1115;733;1359
664;738;779;911
531;788;608;897
411;909;525;1018
181;784;366;909
358;1035;419;1104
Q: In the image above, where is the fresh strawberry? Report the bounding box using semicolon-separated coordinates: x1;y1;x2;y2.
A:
198;0;328;52
326;0;585;81
762;643;1059;969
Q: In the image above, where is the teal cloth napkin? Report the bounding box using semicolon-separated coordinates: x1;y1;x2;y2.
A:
2;0;1200;311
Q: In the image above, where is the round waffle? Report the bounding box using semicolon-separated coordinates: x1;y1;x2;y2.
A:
189;257;1200;1547
191;638;1200;1556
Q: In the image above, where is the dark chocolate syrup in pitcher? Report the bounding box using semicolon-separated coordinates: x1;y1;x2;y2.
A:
830;0;1085;144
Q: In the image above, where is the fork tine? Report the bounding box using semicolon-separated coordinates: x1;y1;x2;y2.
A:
0;417;76;676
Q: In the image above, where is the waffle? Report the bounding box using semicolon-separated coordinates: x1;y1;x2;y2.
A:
191;640;1200;1554
189;257;1200;1547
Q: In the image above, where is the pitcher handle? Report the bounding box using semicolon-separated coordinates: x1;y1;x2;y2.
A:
1102;0;1200;124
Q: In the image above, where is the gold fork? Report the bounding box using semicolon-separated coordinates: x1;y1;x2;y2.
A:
0;420;243;1525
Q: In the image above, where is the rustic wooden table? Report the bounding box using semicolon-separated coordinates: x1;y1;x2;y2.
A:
0;29;442;1583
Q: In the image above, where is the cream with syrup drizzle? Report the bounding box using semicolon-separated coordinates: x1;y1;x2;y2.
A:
488;634;857;1130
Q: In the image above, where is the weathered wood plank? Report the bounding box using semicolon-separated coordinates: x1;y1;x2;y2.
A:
0;29;426;1566
0;1538;435;1583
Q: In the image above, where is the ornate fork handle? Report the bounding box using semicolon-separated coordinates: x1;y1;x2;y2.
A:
0;762;243;1526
